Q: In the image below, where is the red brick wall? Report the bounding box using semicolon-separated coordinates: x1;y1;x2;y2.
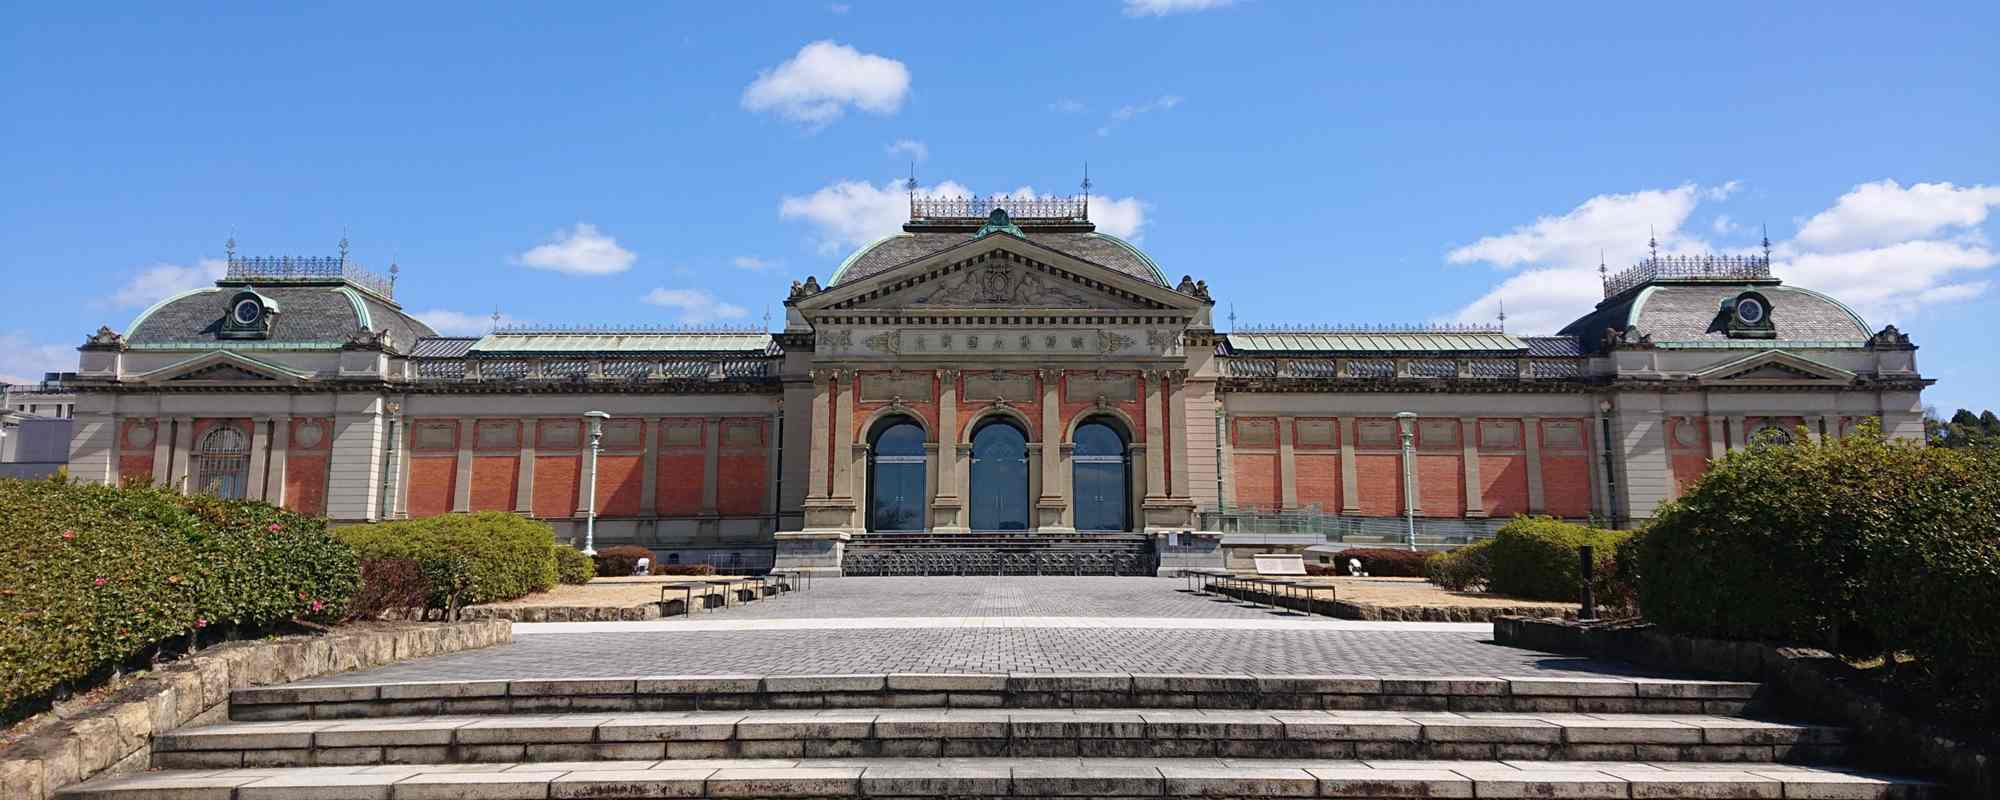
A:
1667;417;1713;499
1353;453;1404;516
406;457;457;518
1416;453;1464;517
468;456;518;512
117;419;156;484
656;417;705;515
284;455;328;517
854;370;941;441
594;454;643;516
1233;452;1281;511
718;418;768;516
1539;418;1593;518
533;455;579;518
1057;371;1148;447
1479;455;1529;517
1295;453;1340;512
955;370;1044;442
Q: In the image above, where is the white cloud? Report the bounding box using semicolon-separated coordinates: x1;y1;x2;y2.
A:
1793;180;2000;251
885;139;928;163
1124;0;1236;16
1447;178;2000;333
1097;94;1183;136
732;256;780;272
643;288;750;324
828;3;850;13
112;258;226;308
1048;99;1085;113
741;40;910;127
778;178;1148;253
0;332;74;385
411;309;513;336
514;224;636;275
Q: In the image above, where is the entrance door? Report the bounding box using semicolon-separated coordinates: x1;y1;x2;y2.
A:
969;420;1029;530
1072;420;1130;531
868;419;927;531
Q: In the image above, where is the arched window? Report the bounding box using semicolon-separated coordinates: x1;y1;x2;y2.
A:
194;425;250;499
969;419;1030;531
1072;419;1130;532
867;418;927;531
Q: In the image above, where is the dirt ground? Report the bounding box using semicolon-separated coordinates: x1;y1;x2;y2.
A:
475;575;765;609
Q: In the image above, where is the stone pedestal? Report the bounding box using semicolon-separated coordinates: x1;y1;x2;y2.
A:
773;530;851;576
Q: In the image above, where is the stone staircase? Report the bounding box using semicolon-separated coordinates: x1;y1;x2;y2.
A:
843;531;1156;576
60;673;1940;799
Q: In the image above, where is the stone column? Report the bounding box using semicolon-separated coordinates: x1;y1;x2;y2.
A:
833;371;855;508
1706;415;1728;461
1277;415;1299;510
932;369;963;531
1806;415;1825;443
1036;369;1068;530
151;417;174;489
764;413;782;520
639;418;658;516
266;417;290;509
1734;415;1753;451
806;371;833;498
1142;371;1167;503
389;408;411;519
1058;441;1077;528
452;418;475;513
245;417;270;501
169;416;194;494
1337;417;1361;514
1460;417;1485;517
514;420;537;515
1523;416;1546;513
702;417;722;515
1168;371;1191;499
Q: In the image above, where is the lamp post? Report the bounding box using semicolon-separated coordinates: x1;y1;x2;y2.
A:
582;411;610;556
1394;411;1418;552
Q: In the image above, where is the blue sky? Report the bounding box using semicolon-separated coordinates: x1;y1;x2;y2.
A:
4;2;1996;412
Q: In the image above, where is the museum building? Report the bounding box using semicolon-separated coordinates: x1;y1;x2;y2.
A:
62;195;1930;573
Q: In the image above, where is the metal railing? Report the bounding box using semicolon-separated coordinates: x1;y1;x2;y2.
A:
226;255;395;298
1603;254;1771;298
910;195;1087;220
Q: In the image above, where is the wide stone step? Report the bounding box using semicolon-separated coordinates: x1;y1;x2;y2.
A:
58;758;1939;799
154;709;1850;769
229;674;1765;721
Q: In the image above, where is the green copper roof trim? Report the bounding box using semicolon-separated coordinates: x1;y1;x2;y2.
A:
469;331;774;354
827;232;907;285
1621;285;1660;331
972;209;1026;239
1227;331;1528;353
1086;232;1169;286
127;342;347;351
335;286;374;331
1653;339;1868;349
126;287;220;336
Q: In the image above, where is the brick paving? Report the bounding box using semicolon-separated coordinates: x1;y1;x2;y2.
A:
302;578;1670;684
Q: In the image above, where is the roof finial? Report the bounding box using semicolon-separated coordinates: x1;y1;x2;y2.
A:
339;228;351;262
1648;226;1658;260
905;162;917;218
1080;162;1093;220
225;233;237;261
1761;223;1772;261
1497;298;1507;331
490;308;501;332
1599;250;1608;288
1227;302;1238;331
762;304;772;331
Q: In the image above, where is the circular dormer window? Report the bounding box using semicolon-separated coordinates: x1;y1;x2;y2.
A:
232;298;263;325
1735;296;1766;325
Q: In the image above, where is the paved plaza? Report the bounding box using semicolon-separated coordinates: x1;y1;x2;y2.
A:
303;578;1670;684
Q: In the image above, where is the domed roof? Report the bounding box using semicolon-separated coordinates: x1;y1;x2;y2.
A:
127;283;435;351
1559;281;1871;354
828;229;1169;287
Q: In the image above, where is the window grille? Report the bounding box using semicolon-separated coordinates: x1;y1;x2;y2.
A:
193;425;250;499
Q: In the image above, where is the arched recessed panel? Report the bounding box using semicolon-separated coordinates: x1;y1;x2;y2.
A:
868;418;927;531
969;420;1030;531
194;425;250;500
1073;419;1130;532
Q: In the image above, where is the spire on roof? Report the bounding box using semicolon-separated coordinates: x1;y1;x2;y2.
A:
1762;223;1772;260
1497;298;1507;331
1648;227;1658;259
339;228;350;263
1081;162;1092;219
225;234;237;260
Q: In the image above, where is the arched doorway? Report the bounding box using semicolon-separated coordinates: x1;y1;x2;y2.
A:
194;424;250;499
1072;418;1130;532
867;417;927;531
968;419;1030;531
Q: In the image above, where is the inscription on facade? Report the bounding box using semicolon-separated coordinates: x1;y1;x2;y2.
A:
1295;418;1336;448
661;420;702;447
602;419;643;450
475;420;519;450
413;421;456;451
1418;418;1460;447
1479;420;1521;449
1234;418;1277;448
884;329;1137;356
859;372;932;403
962;371;1036;403
723;420;764;448
540;419;580;449
1357;419;1398;447
1543;419;1584;449
1067;372;1138;403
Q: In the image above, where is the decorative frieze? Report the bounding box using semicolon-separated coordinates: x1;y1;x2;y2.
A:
962;371;1037;403
857;329;1141;356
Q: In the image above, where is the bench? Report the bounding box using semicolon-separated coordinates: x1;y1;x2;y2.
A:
1202;554;1335;615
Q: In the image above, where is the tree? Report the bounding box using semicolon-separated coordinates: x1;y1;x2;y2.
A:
1929;407;2000;448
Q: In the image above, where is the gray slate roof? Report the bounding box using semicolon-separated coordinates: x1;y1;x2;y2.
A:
1559;282;1871;354
127;284;436;351
829;231;1167;287
1524;336;1584;357
410;337;479;358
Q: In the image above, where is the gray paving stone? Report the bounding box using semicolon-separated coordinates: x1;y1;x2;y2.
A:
636;675;763;694
235;771;403;800
1159;763;1318;797
1012;762;1165;796
856;762;1012;795
548;769;713;799
704;766;864;797
1308;766;1477;798
390;770;570;800
761;674;885;693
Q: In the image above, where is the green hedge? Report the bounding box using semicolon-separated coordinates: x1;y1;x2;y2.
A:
1486;516;1630;602
1328;548;1433;577
1425;538;1494;591
553;544;594;585
592;544;655;577
0;479;357;719
1633;421;2000;718
337;512;557;605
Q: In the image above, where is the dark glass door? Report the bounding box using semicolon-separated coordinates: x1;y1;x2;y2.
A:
1072;421;1129;531
868;421;927;531
969;421;1029;531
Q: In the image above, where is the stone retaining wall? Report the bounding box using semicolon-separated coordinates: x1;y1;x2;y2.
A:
1495;616;1995;799
0;619;510;800
1206;582;1573;622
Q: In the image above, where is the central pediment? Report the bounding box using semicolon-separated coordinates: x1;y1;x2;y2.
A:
793;235;1205;316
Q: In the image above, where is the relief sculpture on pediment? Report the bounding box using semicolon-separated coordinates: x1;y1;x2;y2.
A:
907;264;1093;308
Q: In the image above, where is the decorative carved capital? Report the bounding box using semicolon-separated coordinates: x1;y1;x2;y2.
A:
1038;367;1062;382
342;327;393;351
83;325;125;349
1166;368;1189;385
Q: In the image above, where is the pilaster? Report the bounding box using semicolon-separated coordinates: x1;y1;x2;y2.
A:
701;416;722;515
513;420;537;515
639;418;658;515
151;416;174;489
1523;416;1546;513
169;416;194;494
1168;371;1191;500
1277;414;1298;509
931;369;964;531
1337;417;1360;515
1035;368;1069;530
1142;371;1167;501
245;417;270;502
266;416;290;508
1460;416;1485;517
451;418;475;513
1706;415;1727;461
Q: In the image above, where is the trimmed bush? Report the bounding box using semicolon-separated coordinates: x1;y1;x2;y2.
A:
1485;516;1629;601
349;559;433;619
337;512;557;605
1634;421;2000;719
1;479;357;719
553;544;594;585
651;563;717;576
1327;547;1432;577
1426;538;1494;592
593;544;656;577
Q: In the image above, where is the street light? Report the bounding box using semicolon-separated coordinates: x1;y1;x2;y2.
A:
1394;411;1419;552
582;411;611;556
